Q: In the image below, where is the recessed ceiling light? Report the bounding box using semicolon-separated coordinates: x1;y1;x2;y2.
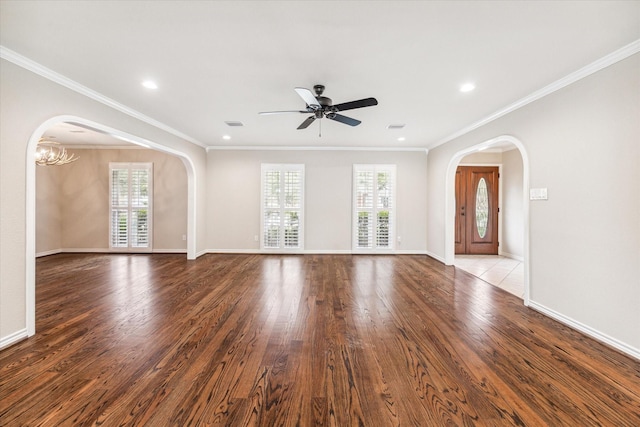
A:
460;83;475;93
142;80;158;90
222;135;231;140
225;121;244;127
387;124;405;130
397;137;406;142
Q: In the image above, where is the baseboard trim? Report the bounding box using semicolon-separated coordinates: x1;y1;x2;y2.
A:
303;250;353;254
528;301;640;361
206;249;430;255
195;249;208;258
395;250;429;255
425;251;446;264
499;251;524;262
61;248;111;253
36;248;188;256
0;328;28;350
36;248;432;257
207;249;262;254
152;249;188;254
36;249;63;258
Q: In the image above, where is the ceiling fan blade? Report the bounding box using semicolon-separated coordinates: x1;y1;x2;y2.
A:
294;87;321;109
297;116;316;130
328;114;361;127
333;97;378;112
259;110;308;115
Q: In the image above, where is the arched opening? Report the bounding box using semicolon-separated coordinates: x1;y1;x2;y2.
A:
444;135;530;305
25;115;198;335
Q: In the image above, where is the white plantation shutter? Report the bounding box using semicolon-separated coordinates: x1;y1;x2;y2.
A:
263;169;281;248
109;163;153;251
261;164;304;250
111;167;130;247
355;170;374;248
353;165;395;251
375;169;392;248
283;170;302;248
130;167;150;247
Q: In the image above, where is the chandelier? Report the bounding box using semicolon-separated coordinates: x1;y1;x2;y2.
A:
35;139;79;166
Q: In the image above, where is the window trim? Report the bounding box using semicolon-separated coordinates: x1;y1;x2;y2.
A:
352;164;396;253
260;163;305;252
109;162;153;252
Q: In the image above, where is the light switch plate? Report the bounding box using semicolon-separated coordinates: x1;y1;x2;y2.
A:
530;188;548;200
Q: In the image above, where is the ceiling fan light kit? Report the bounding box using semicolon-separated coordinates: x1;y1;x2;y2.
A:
259;84;378;135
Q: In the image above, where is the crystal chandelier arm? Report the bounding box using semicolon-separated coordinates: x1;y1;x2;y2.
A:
35;140;79;166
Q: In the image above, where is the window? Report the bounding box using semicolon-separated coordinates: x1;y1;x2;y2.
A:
353;164;396;251
109;162;153;251
261;164;304;251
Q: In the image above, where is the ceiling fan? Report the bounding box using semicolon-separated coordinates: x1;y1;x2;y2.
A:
259;84;378;131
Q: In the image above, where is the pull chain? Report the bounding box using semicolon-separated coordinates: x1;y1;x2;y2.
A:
319;119;322;138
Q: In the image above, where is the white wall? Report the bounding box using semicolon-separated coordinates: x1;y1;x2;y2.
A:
427;54;640;356
36;165;63;254
0;59;207;347
459;151;503;165
501;149;524;259
207;149;428;253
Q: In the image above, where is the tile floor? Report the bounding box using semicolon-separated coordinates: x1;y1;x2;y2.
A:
454;255;524;299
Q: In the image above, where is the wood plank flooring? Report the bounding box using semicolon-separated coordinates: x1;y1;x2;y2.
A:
1;253;639;426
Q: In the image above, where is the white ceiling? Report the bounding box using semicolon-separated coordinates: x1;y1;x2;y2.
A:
40;122;139;148
2;1;639;149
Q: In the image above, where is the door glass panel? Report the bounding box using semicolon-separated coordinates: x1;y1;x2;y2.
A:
475;178;489;238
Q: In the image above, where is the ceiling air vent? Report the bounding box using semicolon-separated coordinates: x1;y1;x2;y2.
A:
225;121;244;127
387;124;405;130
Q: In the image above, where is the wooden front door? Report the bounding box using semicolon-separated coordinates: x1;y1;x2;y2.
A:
455;166;499;254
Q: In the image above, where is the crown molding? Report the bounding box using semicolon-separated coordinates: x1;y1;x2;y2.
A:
206;145;428;153
0;46;207;149
430;39;640;150
4;37;637;154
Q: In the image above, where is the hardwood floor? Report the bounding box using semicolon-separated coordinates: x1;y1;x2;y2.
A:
1;254;639;426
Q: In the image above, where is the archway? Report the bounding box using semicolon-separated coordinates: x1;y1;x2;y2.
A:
25;115;198;335
444;135;530;305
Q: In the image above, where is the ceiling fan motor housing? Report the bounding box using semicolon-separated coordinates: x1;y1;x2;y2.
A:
313;84;332;107
316;96;332;107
